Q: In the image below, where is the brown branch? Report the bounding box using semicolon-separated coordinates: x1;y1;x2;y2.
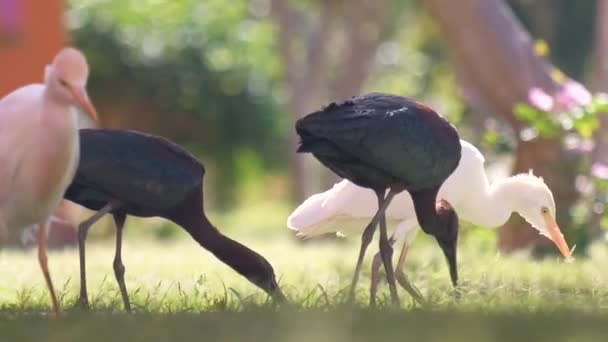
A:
424;0;563;130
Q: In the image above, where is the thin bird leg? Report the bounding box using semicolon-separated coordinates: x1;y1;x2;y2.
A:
347;188;396;303
78;202;115;309
37;221;60;315
394;241;425;305
369;236;396;307
377;189;399;306
112;212;131;312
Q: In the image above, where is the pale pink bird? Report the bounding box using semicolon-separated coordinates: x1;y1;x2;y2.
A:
0;47;98;314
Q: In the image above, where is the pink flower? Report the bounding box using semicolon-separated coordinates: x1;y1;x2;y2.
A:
591;162;608;180
555;80;592;108
527;81;591;112
528;87;554;111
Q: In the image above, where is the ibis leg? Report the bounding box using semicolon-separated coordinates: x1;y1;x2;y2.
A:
347;188;395;303
347;217;378;303
78;203;115;309
369;236;396;307
376;190;399;306
37;221;60;315
394;242;425;305
112;212;131;312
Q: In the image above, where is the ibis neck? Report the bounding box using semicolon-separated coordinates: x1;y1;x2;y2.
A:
185;213;246;265
411;187;443;234
172;209;282;299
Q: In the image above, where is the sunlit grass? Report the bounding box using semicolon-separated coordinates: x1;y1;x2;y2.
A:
2;208;608;340
1;226;608;312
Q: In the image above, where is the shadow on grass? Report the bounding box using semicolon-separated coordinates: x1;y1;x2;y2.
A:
1;308;608;342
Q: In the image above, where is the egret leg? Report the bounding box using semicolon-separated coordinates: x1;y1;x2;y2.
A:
112;212;131;312
78;202;115;309
394;242;425;304
376;190;399;306
347;188;397;303
37;221;60;315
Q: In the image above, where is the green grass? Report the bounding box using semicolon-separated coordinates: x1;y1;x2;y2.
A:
2;213;608;341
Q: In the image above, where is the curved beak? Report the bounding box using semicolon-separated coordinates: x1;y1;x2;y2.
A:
436;238;458;287
68;85;98;121
543;213;572;259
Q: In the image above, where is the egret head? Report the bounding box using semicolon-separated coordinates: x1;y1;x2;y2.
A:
45;47;97;121
511;171;571;259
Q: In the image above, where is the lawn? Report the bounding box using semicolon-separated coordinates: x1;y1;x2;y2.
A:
1;209;608;341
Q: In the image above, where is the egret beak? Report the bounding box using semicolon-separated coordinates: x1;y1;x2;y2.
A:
543;213;571;259
68;85;98;121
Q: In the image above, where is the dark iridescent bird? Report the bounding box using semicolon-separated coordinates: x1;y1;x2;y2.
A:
295;93;461;306
64;129;285;311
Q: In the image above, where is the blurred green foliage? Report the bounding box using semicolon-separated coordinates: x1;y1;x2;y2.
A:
68;0;285;208
67;0;466;208
483;0;597;149
514;94;608;139
65;0;600;235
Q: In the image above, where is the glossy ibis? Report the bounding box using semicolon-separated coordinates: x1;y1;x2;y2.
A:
64;129;285;311
289;139;571;304
295;93;461;305
0;47;97;315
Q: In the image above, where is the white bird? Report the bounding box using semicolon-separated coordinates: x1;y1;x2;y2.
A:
0;47;98;314
288;140;571;303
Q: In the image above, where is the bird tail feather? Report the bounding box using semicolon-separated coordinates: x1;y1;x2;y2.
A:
287;181;351;238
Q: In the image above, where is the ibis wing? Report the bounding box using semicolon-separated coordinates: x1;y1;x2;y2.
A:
69;129;204;211
297;93;461;189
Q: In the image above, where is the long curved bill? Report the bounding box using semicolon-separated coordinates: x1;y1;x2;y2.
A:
544;214;572;259
69;85;98;121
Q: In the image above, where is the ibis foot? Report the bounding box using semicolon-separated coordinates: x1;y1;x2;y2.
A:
112;212;131;312
369;251;383;307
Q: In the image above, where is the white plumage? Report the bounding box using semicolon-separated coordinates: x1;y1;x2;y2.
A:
288;139;571;301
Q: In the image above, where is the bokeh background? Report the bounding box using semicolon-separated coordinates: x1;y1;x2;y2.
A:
1;0;608;258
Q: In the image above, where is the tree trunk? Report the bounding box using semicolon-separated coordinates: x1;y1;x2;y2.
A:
271;0;334;202
272;0;387;202
590;0;608;237
424;0;580;253
321;0;388;188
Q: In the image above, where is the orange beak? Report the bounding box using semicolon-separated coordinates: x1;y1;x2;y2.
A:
68;85;98;121
543;213;572;259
